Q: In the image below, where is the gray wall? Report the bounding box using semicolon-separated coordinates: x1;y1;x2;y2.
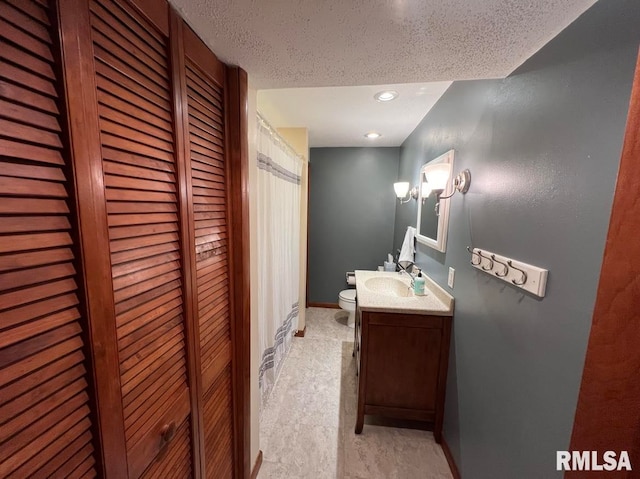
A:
309;147;399;303
393;1;640;477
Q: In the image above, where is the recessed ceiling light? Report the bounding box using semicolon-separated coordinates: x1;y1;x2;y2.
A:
365;132;381;139
374;90;398;102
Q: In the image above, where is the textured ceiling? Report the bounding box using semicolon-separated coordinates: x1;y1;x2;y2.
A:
258;82;452;147
168;0;596;147
169;0;596;89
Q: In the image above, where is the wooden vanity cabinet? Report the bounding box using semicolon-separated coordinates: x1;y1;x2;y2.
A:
354;307;452;442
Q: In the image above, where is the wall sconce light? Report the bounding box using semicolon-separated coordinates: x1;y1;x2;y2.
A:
423;164;450;193
422;169;471;215
394;182;419;204
438;169;471;199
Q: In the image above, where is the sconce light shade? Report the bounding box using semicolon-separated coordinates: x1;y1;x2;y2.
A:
421;182;432;198
438;169;472;200
394;182;410;198
423;164;450;192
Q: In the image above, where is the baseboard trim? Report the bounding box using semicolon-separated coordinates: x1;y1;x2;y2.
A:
294;326;306;337
441;436;460;479
250;450;263;479
308;302;340;309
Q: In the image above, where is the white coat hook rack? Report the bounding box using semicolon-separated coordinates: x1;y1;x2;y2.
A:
467;247;548;298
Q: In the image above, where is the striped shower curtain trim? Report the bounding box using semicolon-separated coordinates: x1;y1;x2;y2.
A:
258;302;299;388
257;152;301;184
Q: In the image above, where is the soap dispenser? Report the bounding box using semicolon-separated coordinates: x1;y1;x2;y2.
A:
413;271;426;295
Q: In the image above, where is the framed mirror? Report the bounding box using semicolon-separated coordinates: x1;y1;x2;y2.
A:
416;149;454;252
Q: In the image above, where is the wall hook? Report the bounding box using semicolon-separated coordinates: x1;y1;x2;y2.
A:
476;250;494;271
468;248;548;297
466;246;481;265
491;254;509;277
507;260;528;285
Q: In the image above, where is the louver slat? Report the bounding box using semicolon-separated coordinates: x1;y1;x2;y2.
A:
0;0;98;477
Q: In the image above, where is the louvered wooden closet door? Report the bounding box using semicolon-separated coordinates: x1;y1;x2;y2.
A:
0;0;98;477
183;28;234;479
88;0;192;477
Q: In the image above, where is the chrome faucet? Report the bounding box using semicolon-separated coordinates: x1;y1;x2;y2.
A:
398;261;418;288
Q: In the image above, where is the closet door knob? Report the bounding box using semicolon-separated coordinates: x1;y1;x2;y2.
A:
160;422;176;443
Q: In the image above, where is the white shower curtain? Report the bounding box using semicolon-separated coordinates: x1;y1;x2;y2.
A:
257;114;302;407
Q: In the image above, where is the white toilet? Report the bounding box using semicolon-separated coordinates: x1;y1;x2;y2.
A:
338;289;356;328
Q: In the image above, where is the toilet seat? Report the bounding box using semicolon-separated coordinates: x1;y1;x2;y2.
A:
338;289;356;328
338;289;356;304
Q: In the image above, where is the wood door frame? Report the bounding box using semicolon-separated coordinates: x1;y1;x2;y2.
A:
225;66;251;479
568;49;640;475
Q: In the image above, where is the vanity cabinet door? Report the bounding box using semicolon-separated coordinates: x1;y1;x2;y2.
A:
365;324;442;412
356;311;451;439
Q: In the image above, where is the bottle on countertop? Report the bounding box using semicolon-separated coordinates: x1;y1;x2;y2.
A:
413;270;426;295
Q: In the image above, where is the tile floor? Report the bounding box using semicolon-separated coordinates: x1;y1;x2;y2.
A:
258;307;454;479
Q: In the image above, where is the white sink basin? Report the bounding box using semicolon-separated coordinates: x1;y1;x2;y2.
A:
364;277;413;298
355;270;453;315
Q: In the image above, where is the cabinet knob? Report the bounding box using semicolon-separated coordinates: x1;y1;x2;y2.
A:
160;422;176;443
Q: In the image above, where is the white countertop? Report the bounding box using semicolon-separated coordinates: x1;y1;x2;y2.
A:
355;270;454;316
